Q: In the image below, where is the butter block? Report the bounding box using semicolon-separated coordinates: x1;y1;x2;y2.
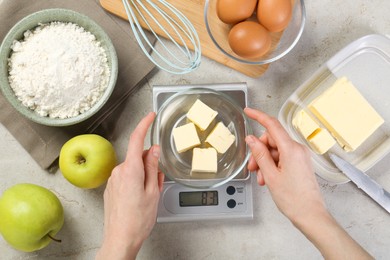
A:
172;123;200;153
292;109;336;154
192;148;218;173
309;77;384;152
206;122;236;153
187;99;218;131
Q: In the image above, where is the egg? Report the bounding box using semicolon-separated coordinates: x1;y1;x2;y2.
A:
257;0;292;32
228;21;271;59
216;0;257;24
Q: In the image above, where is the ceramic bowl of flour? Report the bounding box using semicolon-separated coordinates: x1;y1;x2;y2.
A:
0;9;118;127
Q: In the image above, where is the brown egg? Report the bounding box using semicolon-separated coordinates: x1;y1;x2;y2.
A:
257;0;292;32
216;0;257;24
228;21;271;59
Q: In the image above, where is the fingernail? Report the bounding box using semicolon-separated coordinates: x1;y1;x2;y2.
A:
152;145;160;158
149;112;156;119
245;136;255;147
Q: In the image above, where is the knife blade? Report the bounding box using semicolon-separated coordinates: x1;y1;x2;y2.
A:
329;153;390;213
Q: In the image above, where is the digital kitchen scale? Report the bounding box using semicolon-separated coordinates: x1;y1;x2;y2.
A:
153;83;254;223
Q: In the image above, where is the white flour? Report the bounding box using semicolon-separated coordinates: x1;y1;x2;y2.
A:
8;22;110;119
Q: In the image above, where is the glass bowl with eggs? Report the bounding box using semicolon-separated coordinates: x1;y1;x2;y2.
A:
204;0;306;65
151;88;252;189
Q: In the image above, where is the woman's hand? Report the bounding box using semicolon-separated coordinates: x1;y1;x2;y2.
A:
96;112;164;260
244;107;373;259
244;107;325;222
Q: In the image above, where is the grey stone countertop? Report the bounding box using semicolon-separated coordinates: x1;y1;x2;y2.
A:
1;1;390;259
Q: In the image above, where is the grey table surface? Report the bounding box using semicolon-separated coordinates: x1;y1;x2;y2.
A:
1;1;390;259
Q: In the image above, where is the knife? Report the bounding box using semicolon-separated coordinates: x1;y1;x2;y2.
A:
329;153;390;213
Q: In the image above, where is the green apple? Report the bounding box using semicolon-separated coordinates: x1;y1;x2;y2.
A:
0;183;64;252
59;134;117;189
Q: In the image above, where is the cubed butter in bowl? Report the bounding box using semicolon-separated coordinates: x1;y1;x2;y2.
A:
192;148;218;173
172;122;201;153
206;122;236;154
151;88;252;189
187;99;218;131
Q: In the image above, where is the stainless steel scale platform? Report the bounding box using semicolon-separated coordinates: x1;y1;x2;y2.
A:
153;83;254;223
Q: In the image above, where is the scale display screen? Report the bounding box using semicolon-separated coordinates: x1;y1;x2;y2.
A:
179;191;218;207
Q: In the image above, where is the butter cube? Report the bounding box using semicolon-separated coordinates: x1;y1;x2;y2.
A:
292;109;321;138
307;129;336;154
187;99;218;131
192;148;218;173
309;77;384;152
292;109;336;154
172;123;200;153
206;122;236;153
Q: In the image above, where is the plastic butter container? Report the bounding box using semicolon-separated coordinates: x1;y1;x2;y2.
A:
279;34;390;183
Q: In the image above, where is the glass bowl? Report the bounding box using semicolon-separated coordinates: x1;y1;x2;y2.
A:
204;0;306;65
0;9;118;127
151;88;252;189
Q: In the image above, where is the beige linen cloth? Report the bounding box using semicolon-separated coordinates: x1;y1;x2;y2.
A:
0;0;155;171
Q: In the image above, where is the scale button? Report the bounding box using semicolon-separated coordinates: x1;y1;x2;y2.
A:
226;186;236;195
227;199;237;209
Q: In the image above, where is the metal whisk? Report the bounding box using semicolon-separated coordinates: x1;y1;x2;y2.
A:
122;0;201;74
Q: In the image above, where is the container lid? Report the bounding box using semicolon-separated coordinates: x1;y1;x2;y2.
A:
278;34;390;184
